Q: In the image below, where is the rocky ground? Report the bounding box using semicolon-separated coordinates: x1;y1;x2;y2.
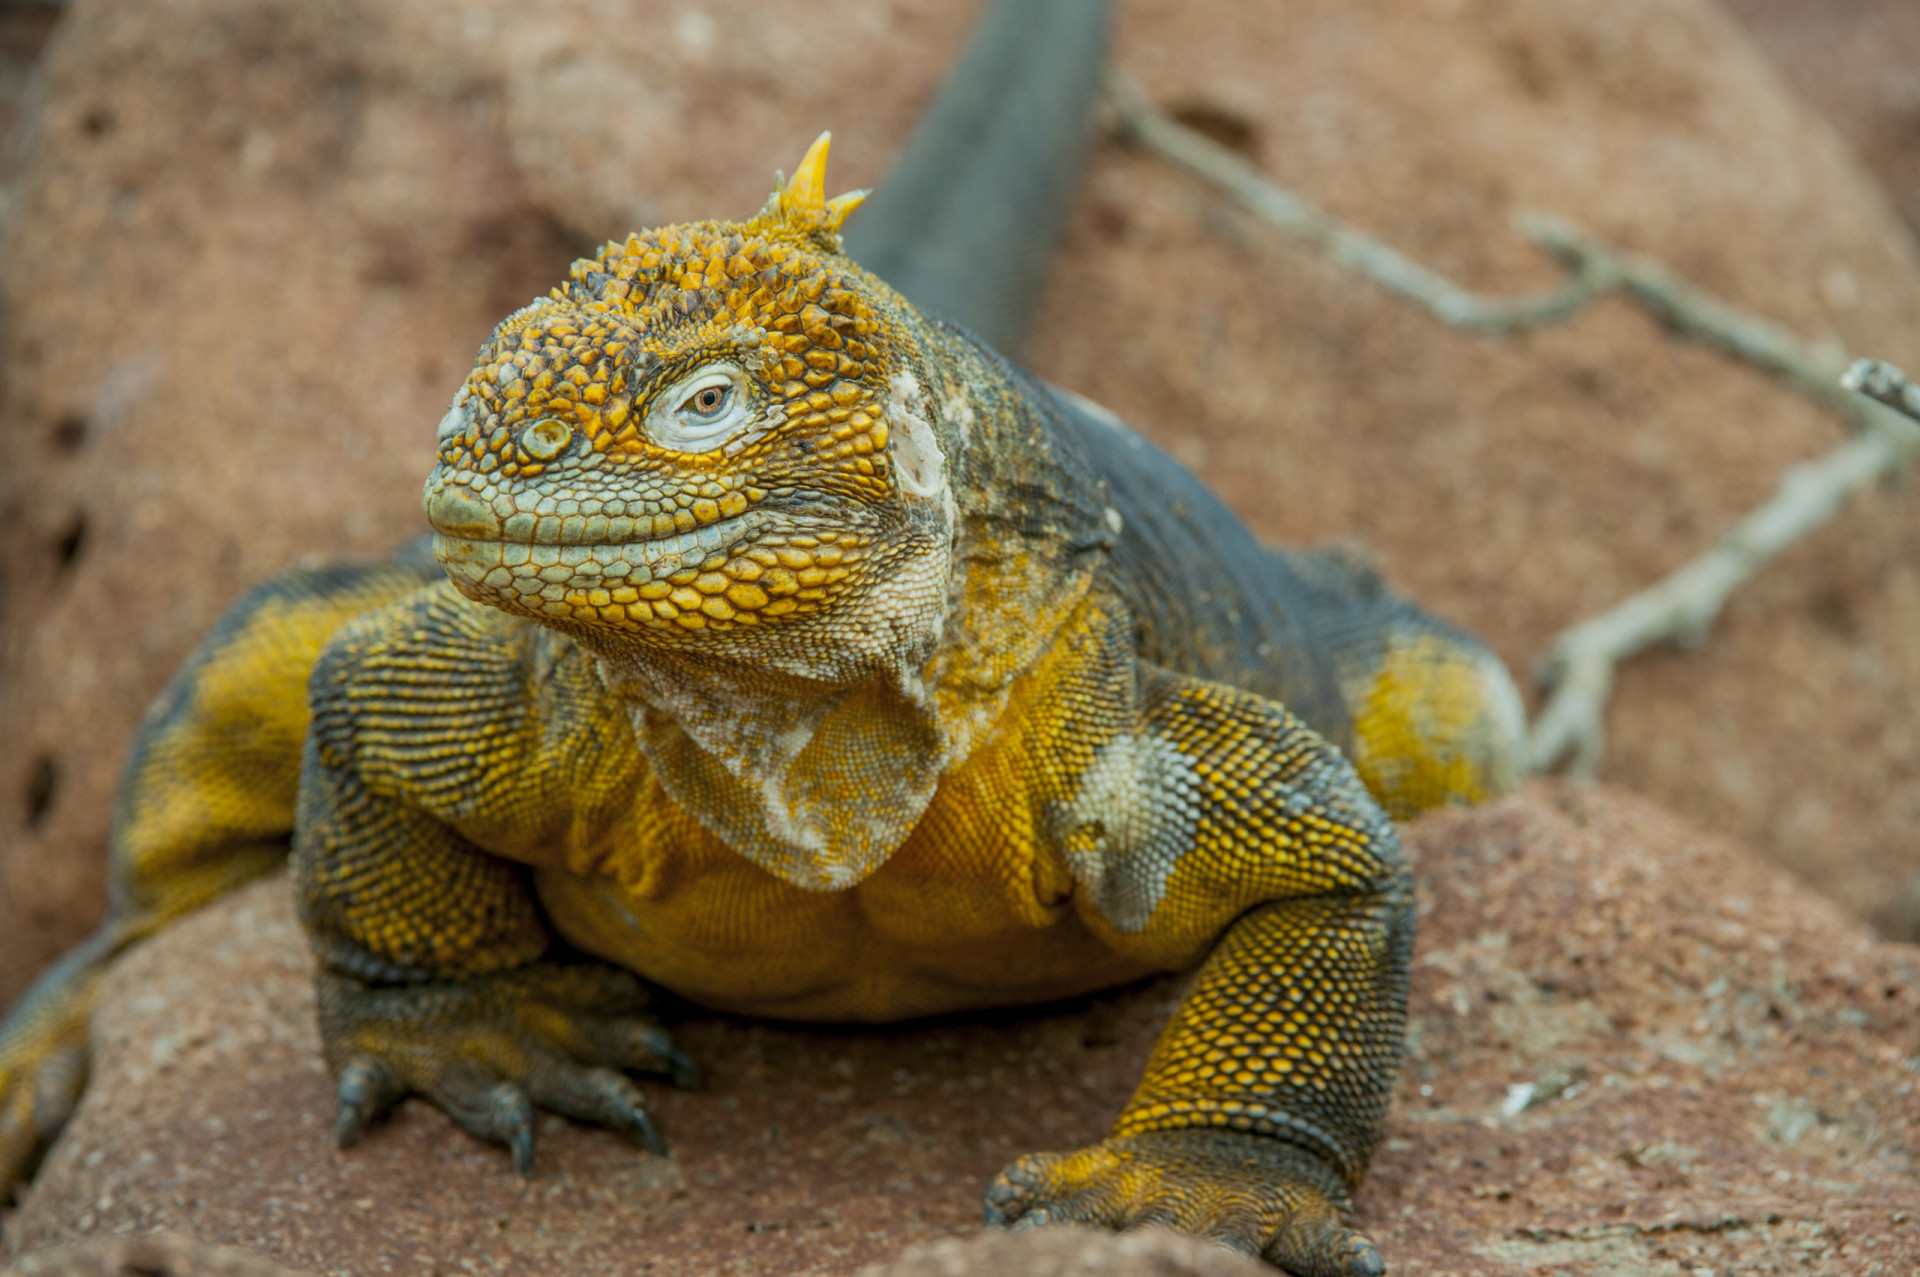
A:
3;784;1916;1276
2;0;1919;1272
2;0;1919;999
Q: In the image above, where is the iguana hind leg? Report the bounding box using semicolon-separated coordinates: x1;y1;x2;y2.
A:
0;540;439;1197
1292;552;1527;820
0;932;107;1198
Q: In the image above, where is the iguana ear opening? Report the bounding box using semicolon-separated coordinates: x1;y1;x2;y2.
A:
772;132;869;234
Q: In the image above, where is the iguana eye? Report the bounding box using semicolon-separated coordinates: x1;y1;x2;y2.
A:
646;364;752;451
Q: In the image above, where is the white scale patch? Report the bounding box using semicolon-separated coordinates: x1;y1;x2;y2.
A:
436;385;473;443
1061;732;1203;933
888;372;947;500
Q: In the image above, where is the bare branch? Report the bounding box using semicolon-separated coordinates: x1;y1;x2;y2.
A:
1525;218;1917;441
1106;74;1616;330
1843;358;1920;425
1526;421;1916;777
1110;77;1920;778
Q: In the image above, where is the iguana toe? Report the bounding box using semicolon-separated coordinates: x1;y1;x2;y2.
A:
581;1015;702;1092
318;962;687;1175
331;1054;409;1150
520;1061;667;1157
986;1130;1381;1276
431;1069;540;1176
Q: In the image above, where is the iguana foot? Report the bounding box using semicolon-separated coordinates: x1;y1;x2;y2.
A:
983;1130;1384;1277
319;960;700;1176
0;961;99;1200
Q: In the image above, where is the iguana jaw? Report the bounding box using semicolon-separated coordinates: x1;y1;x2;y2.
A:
426;504;867;639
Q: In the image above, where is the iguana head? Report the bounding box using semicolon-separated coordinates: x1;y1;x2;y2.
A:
422;134;1105;888
424;134;955;687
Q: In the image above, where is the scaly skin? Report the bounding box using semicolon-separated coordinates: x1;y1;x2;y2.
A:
0;138;1523;1277
277;138;1512;1273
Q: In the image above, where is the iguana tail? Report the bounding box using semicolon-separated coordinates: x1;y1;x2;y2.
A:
844;0;1110;355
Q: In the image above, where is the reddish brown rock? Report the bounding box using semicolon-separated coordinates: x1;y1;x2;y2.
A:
4;1233;305;1277
1723;0;1920;239
1048;0;1920;944
2;785;1915;1276
5;0;1920;1018
859;1227;1268;1276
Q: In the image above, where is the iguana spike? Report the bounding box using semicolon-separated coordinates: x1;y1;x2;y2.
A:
770;132;868;234
824;188;871;228
780;131;833;221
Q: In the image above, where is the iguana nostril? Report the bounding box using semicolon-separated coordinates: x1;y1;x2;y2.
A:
424;484;502;539
521;418;572;460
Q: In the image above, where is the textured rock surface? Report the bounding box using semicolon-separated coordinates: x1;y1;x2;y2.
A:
0;1226;1274;1277
5;0;1920;1014
5;1233;303;1277
1723;0;1920;239
857;1227;1267;1276
3;785;1916;1276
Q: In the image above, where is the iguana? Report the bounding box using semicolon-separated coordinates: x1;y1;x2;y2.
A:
0;6;1524;1272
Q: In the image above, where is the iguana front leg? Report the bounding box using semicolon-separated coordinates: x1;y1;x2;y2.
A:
986;897;1401;1274
296;739;698;1171
291;592;698;1174
986;674;1409;1276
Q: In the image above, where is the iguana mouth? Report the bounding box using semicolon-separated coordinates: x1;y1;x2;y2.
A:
433;511;753;555
430;513;865;634
424;481;762;551
431;510;762;585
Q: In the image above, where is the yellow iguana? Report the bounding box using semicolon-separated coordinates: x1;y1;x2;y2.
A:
0;8;1523;1272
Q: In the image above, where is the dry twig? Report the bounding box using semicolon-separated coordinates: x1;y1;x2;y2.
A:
1844;357;1920;424
1527;411;1916;776
1108;76;1920;777
1106;75;1616;330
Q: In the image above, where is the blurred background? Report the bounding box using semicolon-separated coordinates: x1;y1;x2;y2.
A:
0;0;1916;1012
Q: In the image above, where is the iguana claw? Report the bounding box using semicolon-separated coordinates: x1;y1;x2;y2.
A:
318;961;688;1175
664;1047;704;1093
